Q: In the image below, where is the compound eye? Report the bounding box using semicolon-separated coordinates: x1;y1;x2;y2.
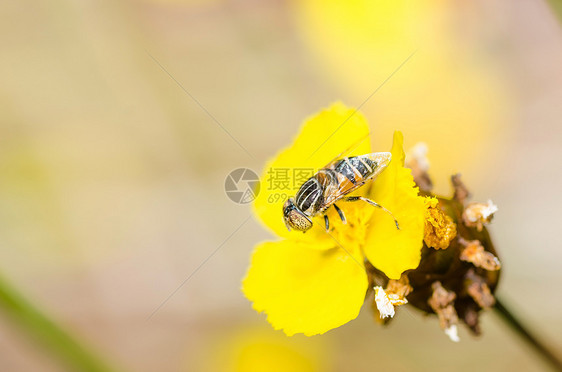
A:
286;209;312;231
282;200;294;217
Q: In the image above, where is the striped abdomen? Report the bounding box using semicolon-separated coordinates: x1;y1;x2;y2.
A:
332;156;378;185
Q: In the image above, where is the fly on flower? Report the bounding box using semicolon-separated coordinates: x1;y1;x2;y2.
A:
283;152;400;232
244;104;429;336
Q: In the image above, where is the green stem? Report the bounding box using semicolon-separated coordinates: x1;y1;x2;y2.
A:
494;297;562;372
0;274;119;372
546;0;562;23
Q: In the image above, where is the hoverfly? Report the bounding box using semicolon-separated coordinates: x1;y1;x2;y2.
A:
283;152;399;232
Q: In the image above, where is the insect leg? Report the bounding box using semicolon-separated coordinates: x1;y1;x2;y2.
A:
324;215;330;232
343;196;400;230
333;204;347;224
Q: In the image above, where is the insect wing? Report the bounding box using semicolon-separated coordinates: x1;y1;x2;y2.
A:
361;152;392;178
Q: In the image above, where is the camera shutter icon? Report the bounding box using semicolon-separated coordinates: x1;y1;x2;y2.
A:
225;168;260;204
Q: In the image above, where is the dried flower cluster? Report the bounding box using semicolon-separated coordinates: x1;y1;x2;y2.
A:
367;148;501;341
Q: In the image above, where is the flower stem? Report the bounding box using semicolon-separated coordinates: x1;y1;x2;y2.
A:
0;274;119;372
494;297;562;371
546;0;562;23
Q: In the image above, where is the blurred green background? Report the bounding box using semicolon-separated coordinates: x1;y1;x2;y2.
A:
0;0;561;371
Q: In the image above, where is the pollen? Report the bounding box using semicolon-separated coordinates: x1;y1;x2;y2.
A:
423;199;457;250
462;200;498;231
374;287;397;319
444;325;460;343
373;276;411;319
459;239;501;271
466;270;496;309
385;275;413;300
428;282;460;342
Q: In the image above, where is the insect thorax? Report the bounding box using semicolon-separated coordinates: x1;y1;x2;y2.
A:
294;177;323;215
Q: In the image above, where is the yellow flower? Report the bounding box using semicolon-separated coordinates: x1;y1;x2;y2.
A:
200;327;331;372
242;103;427;336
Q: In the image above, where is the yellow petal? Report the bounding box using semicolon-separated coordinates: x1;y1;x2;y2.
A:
252;103;371;242
206;327;331;372
364;131;426;279
242;239;368;336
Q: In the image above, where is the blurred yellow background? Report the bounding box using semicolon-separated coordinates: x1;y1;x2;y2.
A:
0;0;561;371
